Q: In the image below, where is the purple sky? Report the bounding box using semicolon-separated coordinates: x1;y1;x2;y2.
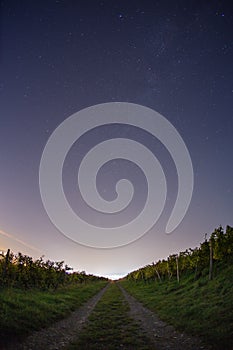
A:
0;0;232;278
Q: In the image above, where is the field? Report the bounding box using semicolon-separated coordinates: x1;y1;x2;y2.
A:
120;259;233;350
0;281;107;345
0;226;232;349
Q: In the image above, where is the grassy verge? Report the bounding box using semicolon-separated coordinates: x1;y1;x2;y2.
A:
120;261;233;350
0;281;107;343
67;282;154;350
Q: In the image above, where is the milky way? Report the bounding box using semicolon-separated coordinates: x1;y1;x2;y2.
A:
0;1;232;278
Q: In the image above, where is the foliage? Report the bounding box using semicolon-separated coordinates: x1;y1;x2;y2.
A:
121;225;233;349
126;225;233;283
121;260;233;350
0;250;107;290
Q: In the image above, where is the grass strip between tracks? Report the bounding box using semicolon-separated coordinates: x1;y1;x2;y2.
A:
67;282;154;350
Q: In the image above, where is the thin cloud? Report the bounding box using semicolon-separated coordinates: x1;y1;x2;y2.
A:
0;229;41;254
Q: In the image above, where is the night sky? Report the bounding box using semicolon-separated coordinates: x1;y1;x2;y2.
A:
1;0;233;279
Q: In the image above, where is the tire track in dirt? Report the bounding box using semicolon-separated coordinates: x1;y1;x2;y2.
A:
4;284;109;350
3;283;213;350
119;284;212;350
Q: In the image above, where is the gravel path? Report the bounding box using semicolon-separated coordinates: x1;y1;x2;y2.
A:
4;285;109;350
119;284;212;350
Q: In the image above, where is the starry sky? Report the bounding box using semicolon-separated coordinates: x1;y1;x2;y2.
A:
0;0;233;279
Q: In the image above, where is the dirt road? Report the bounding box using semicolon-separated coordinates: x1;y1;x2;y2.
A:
4;283;210;350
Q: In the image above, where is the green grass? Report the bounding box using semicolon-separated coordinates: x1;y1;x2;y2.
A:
0;281;107;344
120;261;233;350
67;283;154;349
